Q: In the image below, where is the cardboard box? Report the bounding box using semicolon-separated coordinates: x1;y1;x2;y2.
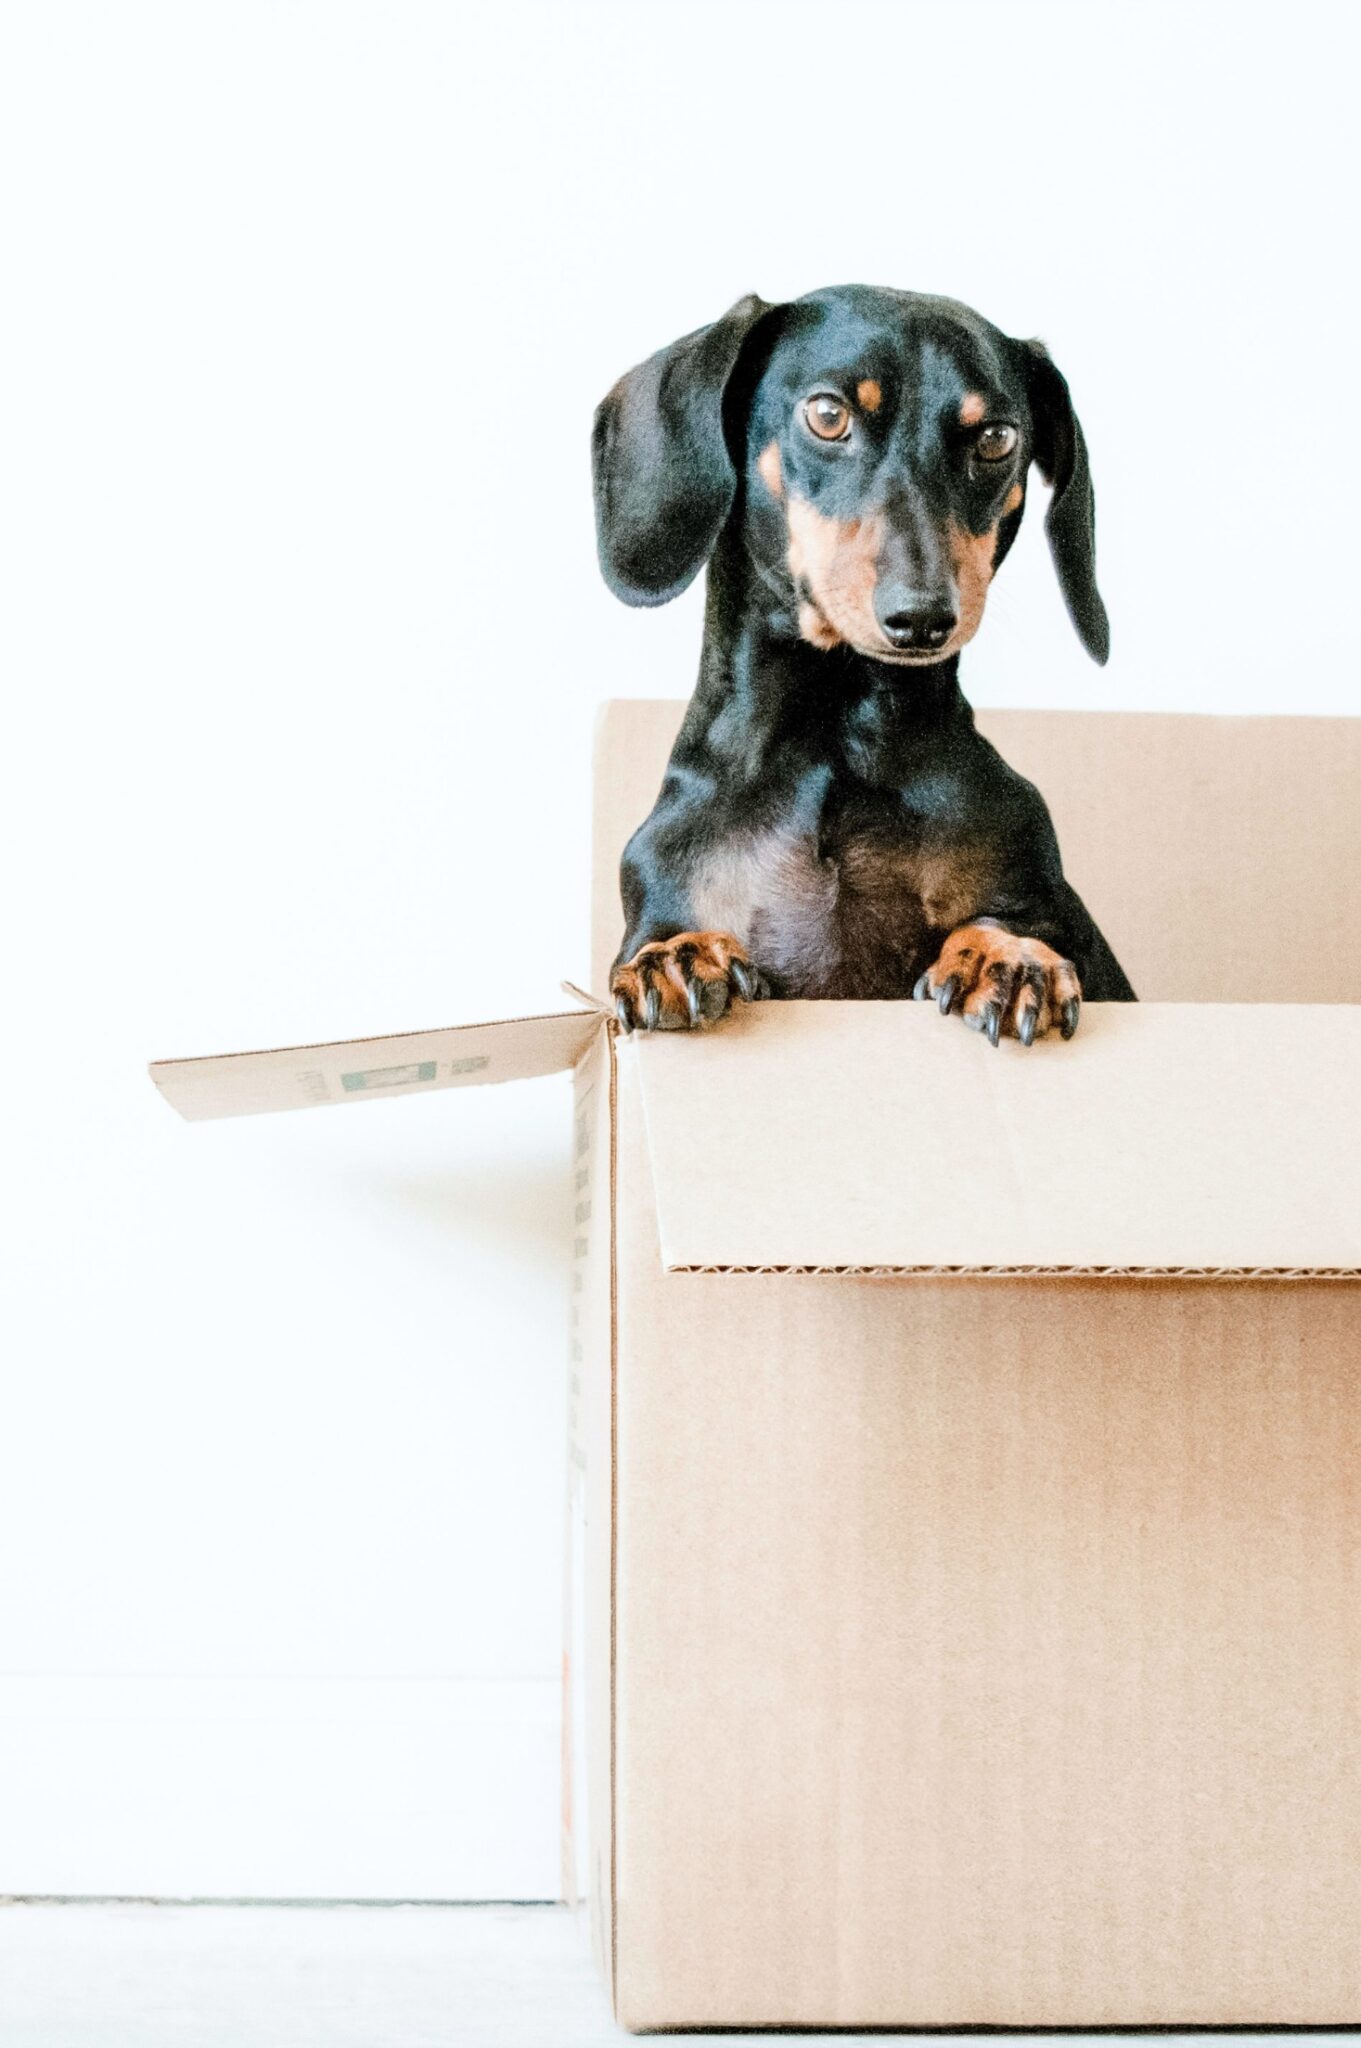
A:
153;702;1361;2029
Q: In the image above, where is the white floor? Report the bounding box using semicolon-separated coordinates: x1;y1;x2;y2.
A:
0;1902;1348;2047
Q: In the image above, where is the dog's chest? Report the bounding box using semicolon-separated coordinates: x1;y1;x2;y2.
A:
691;808;991;999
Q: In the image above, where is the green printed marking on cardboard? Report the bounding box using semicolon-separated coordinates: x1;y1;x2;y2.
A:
341;1059;439;1092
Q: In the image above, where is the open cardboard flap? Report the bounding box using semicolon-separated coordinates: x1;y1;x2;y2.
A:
149;1007;603;1121
631;1001;1361;1277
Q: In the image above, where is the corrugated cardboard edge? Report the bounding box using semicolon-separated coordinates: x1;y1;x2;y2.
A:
671;1263;1359;1280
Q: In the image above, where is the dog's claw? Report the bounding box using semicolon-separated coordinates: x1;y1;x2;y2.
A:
682;978;701;1025
730;959;753;1002
642;987;660;1032
919;925;1083;1049
614;995;634;1035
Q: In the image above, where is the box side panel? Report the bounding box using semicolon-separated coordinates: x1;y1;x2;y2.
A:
563;1030;616;1994
611;1062;1361;2028
629;1002;1361;1276
977;709;1361;1004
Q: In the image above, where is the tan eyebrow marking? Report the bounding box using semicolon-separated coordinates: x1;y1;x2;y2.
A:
756;439;784;500
960;392;987;426
856;377;882;413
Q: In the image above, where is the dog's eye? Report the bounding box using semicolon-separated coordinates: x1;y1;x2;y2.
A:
805;395;851;442
975;423;1018;462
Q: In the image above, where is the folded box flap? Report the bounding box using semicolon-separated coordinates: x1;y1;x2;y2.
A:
151;1007;603;1121
631;1002;1361;1277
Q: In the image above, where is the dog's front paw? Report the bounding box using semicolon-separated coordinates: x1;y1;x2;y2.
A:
611;931;767;1033
914;921;1081;1047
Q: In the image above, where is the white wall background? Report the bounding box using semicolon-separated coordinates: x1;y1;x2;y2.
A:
3;0;1358;1900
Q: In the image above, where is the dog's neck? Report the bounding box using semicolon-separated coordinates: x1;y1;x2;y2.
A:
677;525;975;786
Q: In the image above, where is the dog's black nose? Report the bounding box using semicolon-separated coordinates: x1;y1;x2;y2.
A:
876;588;958;652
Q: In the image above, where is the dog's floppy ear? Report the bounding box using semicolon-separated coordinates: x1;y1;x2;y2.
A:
1021;341;1110;665
592;292;776;607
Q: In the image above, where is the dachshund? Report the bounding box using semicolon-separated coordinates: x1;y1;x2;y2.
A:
592;285;1135;1046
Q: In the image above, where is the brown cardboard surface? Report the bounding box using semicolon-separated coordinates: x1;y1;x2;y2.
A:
591;701;1361;1004
149;1008;601;1121
610;1044;1361;2025
631;999;1361;1276
977;708;1361;1005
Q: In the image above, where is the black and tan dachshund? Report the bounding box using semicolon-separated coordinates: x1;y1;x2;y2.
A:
593;285;1135;1046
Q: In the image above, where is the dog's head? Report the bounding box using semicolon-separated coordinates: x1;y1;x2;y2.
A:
592;284;1108;665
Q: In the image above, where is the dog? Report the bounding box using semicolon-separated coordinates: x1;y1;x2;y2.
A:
593;285;1136;1046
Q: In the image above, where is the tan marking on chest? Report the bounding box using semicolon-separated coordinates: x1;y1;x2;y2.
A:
691;832;827;942
837;840;993;934
691;830;996;997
